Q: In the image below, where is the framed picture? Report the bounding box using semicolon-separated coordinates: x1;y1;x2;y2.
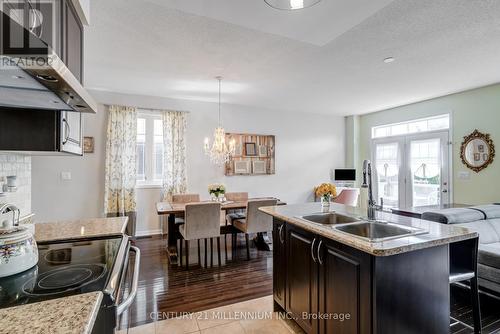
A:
245;142;257;156
258;145;268;157
252;160;266;174
234;160;251;174
474;153;481;162
478;144;485;153
234;144;243;157
483;153;489;161
83;137;94;153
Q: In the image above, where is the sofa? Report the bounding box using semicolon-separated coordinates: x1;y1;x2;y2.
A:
422;204;500;295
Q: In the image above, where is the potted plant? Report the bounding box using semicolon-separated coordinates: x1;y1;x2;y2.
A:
208;183;226;202
314;183;337;212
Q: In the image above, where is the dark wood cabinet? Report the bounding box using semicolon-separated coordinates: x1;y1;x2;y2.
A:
318;239;372;334
62;0;83;83
272;220;286;309
285;223;319;334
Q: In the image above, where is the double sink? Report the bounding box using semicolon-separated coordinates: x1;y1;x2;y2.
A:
297;212;427;243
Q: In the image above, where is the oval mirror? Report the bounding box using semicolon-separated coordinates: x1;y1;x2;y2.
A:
460;130;495;173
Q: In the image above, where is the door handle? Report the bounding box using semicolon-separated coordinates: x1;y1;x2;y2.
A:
62;118;70;144
116;246;141;315
311;238;317;263
278;225;284;244
317;240;324;266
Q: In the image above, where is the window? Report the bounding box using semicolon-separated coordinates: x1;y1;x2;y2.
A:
371;114;449;139
136;111;164;187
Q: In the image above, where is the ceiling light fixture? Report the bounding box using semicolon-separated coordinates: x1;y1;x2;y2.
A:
204;77;236;165
383;57;395;64
264;0;321;10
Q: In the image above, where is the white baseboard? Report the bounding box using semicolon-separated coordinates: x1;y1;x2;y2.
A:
135;229;162;237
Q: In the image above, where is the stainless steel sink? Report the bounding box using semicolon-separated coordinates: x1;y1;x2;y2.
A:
333;221;427;242
297;213;361;225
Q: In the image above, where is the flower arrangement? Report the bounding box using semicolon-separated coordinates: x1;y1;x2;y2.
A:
208;183;226;197
315;183;337;201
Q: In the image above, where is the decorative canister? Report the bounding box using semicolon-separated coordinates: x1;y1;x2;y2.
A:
0;226;38;278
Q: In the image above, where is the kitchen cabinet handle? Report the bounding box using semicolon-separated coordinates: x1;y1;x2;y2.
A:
62;118;70;144
279;224;284;244
317;240;323;265
116;246;141;315
311;238;317;263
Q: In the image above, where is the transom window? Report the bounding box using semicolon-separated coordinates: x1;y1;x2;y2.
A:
372;114;449;139
137;111;163;187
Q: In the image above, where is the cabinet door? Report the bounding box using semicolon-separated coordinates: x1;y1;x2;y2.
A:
273;219;286;309
62;0;83;83
286;224;319;334
318;239;372;334
61;111;83;155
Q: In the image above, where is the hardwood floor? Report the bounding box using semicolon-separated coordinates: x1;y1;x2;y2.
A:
119;234;273;329
119;234;500;333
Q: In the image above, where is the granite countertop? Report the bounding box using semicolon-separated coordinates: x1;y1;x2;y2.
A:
260;202;478;256
0;292;103;334
33;217;128;243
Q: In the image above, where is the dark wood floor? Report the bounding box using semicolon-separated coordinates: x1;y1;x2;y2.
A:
119;234;273;329
119;234;500;333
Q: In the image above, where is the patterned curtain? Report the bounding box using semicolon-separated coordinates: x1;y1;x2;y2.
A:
104;105;137;236
161;110;187;201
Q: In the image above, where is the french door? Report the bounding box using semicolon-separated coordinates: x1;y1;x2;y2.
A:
372;131;450;208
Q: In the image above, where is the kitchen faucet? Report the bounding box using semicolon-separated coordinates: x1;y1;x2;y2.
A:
0;203;21;228
361;160;383;220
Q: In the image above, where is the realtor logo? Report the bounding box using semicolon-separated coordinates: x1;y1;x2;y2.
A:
1;0;56;62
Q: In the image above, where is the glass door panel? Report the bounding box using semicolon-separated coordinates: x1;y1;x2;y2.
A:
409;138;441;207
374;141;401;208
407;132;449;207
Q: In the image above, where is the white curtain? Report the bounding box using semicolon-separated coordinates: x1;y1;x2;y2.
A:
104;105;137;236
161;110;187;200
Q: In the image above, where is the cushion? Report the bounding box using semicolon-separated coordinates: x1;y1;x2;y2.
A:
421;208;484;224
226;213;246;225
471;205;500;219
478;263;500;284
233;218;247;233
175;217;185;225
456;220;500;244
478;244;500;268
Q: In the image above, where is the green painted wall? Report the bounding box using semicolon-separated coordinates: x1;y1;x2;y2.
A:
354;83;500;205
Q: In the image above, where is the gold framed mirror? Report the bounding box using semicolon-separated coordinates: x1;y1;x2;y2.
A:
460;130;495;173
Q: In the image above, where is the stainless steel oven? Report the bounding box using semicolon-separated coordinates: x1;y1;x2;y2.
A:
92;235;141;333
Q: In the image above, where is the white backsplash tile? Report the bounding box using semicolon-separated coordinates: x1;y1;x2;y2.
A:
0;154;31;217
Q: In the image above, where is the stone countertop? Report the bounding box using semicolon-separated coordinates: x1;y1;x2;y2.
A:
260;202;478;256
0;292;103;334
33;217;128;243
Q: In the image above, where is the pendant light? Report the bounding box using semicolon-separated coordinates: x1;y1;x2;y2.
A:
204;77;236;165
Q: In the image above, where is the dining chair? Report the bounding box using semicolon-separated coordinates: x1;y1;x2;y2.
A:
179;202;222;269
171;193;200;225
231;199;277;260
224;192;249;259
333;189;359;207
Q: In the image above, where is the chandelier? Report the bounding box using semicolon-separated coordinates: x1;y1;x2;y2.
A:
204;77;236;165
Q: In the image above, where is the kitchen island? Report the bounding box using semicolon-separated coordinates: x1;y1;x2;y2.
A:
260;202;478;334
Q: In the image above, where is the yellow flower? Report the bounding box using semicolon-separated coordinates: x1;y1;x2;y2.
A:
315;183;337;198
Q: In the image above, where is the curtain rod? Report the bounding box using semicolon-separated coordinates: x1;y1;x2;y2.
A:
105;104;190;114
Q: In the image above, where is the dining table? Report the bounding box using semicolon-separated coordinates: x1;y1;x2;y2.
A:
156;198;286;263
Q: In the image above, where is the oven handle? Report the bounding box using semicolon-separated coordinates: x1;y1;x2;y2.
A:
116;245;141;315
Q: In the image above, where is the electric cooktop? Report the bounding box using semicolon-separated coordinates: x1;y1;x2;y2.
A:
0;236;122;308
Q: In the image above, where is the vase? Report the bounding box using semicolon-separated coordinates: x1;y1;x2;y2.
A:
321;195;331;212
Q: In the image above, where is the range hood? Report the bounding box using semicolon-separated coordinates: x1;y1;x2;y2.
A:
0;10;97;113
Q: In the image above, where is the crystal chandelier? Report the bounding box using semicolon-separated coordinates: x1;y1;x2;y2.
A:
204;77;236;165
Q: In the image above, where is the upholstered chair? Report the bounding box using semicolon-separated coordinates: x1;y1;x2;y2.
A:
333;189;359;207
161;193;201;235
179;202;222;269
232;199;277;260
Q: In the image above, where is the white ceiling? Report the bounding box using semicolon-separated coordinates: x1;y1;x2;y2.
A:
85;0;500;116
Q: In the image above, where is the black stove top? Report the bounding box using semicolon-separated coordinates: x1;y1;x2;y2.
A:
0;236;123;308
